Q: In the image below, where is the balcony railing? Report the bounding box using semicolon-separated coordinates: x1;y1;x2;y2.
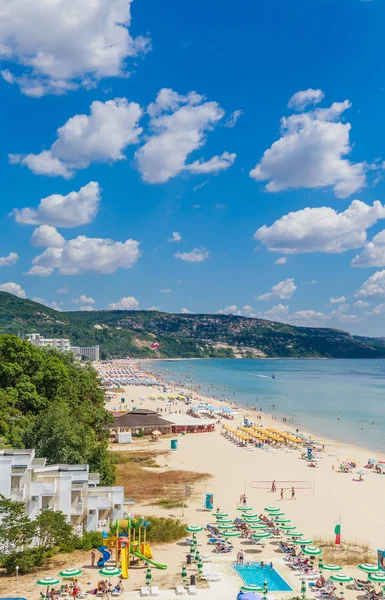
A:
10;488;25;501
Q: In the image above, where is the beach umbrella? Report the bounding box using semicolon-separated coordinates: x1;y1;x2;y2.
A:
293;539;313;545
215;517;232;523
288;532;303;537
272;511;285;517
369;574;385;583
276;518;291;524
322;564;342;572
303;545;323;556
238;506;253;511
281;525;297;531
145;567;152;586
37;576;61;596
224;531;241;537
186;525;204;533
242;512;258;518
264;506;280;513
240;585;264;592
99;567;122;577
245;517;261;523
214;512;228;518
301;580;307;599
358;564;380;574
218;523;236;530
181;564;187;584
58;568;83;578
253;531;271;538
329;575;353;583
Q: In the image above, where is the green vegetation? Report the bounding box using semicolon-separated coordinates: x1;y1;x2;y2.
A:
153;499;185;508
0;291;385;358
314;538;376;566
144;516;187;543
0;334;115;484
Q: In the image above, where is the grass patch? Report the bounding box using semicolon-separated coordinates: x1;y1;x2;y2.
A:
112;450;211;504
145;516;187;543
314;538;376;566
152;499;185;509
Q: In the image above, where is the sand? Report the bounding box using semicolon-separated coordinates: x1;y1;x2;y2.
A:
5;359;385;600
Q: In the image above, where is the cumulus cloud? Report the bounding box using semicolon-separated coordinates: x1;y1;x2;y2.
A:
32;297;62;311
287;89;324;111
255;304;290;320
352;230;385;268
258;278;297;301
27;235;141;276
0;0;150;97
274;257;287;265
353;300;370;308
355;270;385;298
12;182;101;227
31;226;65;248
57;287;69;294
136;88;235;183
255;200;385;254
108;296;139;310
72;295;95;305
224;109;243;128
79;306;95;312
0;282;26;298
217;305;238;315
0;252;18;267
250;93;366;198
175;247;209;263
180;308;192;314
11;100;142;178
168;232;182;243
329;296;346;304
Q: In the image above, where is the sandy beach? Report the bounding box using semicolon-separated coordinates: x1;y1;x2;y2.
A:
5;358;385;600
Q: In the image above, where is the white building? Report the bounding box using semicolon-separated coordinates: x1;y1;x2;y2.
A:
72;345;100;362
26;333;71;352
0;449;124;533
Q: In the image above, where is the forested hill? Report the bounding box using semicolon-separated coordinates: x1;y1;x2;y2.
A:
1;291;385;359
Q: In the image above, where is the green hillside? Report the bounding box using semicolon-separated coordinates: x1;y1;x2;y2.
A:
1;291;385;359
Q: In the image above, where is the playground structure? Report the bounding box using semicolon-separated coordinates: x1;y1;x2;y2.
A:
97;517;167;579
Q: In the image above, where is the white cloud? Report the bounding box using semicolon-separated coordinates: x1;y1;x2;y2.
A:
79;306;95;312
12;182;101;227
352;230;385;268
242;305;254;314
136;88;234;183
0;282;26;298
370;304;385;315
329;296;346;304
274;257;287;265
11;99;142;178
25;266;54;277
180;308;192;314
168;232;182;243
353;300;370;308
355;270;385;298
27;235;141;276
0;0;150;97
108;296;139;310
224;109;243;128
160;289;172;294
32;297;62;311
0;252;18;267
72;295;95;305
287;89;324;111
250;94;366;198
217;305;238;315
258;278;297;301
175;247;209;263
256;304;290;320
286;309;329;327
31;226;65;248
184;152;236;174
255;200;385;254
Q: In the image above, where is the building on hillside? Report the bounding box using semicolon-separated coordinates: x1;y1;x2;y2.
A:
72;345;100;361
0;449;124;534
26;333;71;352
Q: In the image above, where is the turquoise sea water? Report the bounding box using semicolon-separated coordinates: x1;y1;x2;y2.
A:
146;359;385;453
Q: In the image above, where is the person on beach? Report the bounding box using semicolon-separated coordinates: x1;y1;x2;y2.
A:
291;486;296;500
91;548;96;567
239;551;244;565
271;480;276;493
243;494;247;506
280;488;284;500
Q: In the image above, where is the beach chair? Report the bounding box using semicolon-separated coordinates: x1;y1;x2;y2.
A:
175;585;186;595
150;586;160;596
112;590;121;597
201;572;222;582
187;585;198;595
200;553;212;562
140;587;151;597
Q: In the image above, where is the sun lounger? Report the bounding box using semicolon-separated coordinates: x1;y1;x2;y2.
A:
140;587;151;597
175;586;186;595
201;572;222;581
150;586;160;596
112;591;121;597
200;554;212;562
187;586;198;595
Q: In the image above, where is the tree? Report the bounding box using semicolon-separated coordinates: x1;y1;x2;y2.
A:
34;509;73;562
0;494;33;552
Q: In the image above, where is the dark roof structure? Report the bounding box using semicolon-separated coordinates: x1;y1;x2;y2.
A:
112;409;173;429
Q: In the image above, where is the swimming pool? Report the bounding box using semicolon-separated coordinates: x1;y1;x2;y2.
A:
233;562;292;591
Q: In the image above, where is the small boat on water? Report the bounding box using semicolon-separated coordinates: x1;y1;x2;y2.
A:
271;372;277;379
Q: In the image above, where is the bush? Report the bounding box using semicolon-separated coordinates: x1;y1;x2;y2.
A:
2;550;45;574
145;516;186;544
76;530;104;551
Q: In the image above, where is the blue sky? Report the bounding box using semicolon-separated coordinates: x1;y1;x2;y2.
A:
1;0;385;334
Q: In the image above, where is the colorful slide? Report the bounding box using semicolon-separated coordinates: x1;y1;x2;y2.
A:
120;545;129;579
97;546;111;567
131;550;167;570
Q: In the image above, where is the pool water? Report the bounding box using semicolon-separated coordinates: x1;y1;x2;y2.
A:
233;562;292;591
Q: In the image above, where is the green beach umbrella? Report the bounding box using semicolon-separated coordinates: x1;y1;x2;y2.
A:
265;506;280;512
358;564;380;574
145;567;152;586
293;539;313;545
242;512;258;518
281;525;296;530
276;518;291;524
99;567;122;577
186;525;204;533
37;577;61;589
223;531;241;537
301;579;307;599
322;564;342;572
214;512;228;517
240;585;264;593
215;517;232;523
181;563;187;584
303;545;323;556
253;531;271;538
369;574;385;583
288;532;303;537
245;517;261;523
59;568;83;578
272;511;285;517
237;506;253;511
218;523;236;530
329;575;353;583
250;524;267;530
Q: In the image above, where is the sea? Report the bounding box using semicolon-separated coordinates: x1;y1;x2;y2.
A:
146;359;385;453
